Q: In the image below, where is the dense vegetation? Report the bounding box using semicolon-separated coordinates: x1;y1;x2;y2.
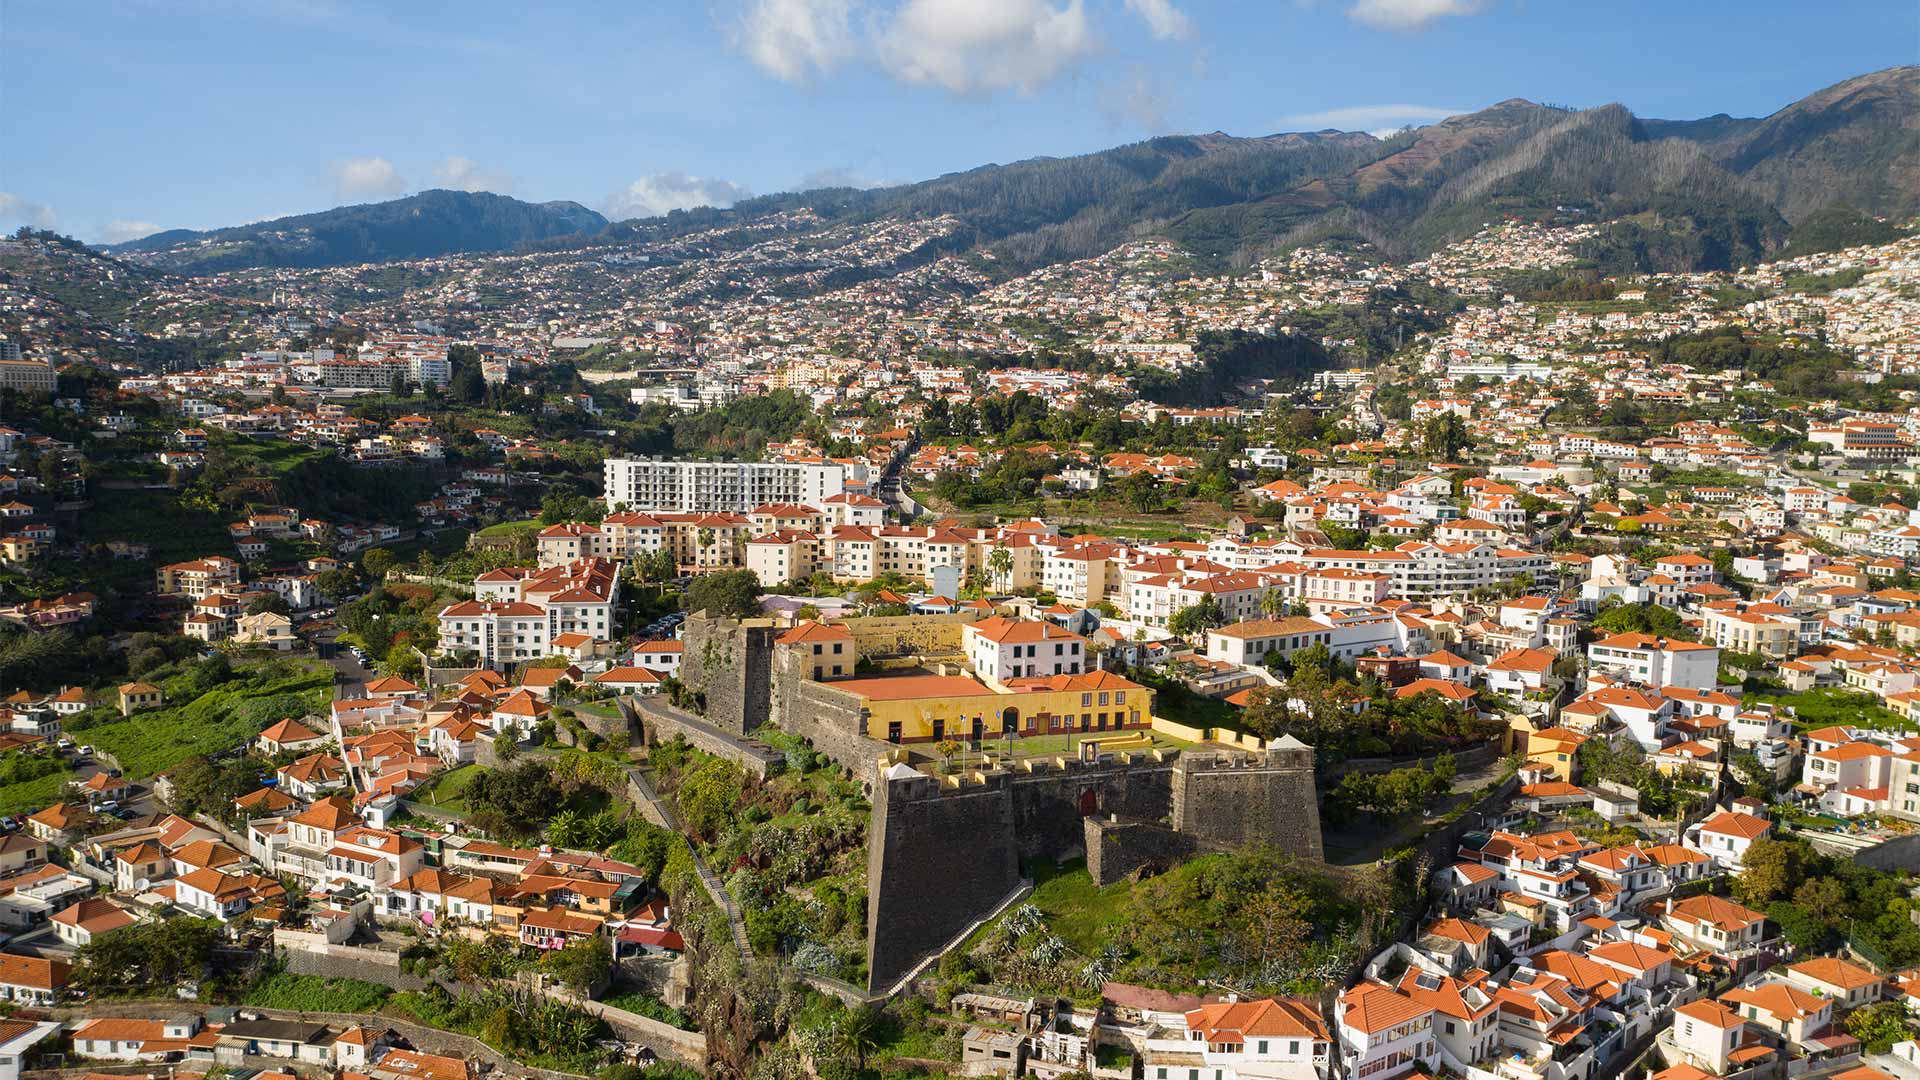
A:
1737;835;1920;969
950;849;1407;1000
1135;330;1335;404
112;190;609;273
649;735;871;982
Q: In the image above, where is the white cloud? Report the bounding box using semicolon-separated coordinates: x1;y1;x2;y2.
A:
604;173;755;220
1281;103;1466;132
329;156;408;201
1124;0;1189;40
100;220;162;245
433;156;516;194
796;167;888;190
877;0;1096;94
732;0;857;83
1103;66;1172;131
0;193;57;231
1347;0;1486;30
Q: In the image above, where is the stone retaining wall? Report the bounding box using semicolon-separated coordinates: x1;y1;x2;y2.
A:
629;696;781;779
279;941;430;991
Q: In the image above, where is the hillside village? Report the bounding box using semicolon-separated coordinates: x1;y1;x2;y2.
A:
0;159;1916;1080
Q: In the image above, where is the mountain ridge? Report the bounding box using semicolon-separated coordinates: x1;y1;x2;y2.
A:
104;67;1917;276
108;189;607;274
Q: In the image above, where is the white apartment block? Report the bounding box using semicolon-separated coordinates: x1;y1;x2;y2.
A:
1585;632;1720;691
603;458;844;514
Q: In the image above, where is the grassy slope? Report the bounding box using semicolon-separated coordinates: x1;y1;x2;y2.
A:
86;664;334;778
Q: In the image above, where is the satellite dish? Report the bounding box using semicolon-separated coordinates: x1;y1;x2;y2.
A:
135;878;150;891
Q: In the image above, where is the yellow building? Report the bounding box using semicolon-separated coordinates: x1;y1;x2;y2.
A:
835;668;1152;744
1525;726;1588;780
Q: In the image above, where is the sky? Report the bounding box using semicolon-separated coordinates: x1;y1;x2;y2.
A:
2;0;1914;245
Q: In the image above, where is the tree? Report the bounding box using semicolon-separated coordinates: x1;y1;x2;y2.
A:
541;934;610;993
1422;412;1470;462
988;547;1015;591
676;757;742;841
247;594;293;617
361;548;396;580
1259;588;1286;619
465;759;559;835
493;731;520;763
1845;1001;1913;1054
74;917;220;994
1240;686;1296;742
384;644;422;678
638;548;677;583
681;570;763;619
165;755;263;820
1168;597;1225;639
315;567;358;600
836;1007;882;1073
1735;836;1816;907
1117;471;1162;512
450;345;487;403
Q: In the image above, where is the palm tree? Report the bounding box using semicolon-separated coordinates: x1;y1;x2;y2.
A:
988;547;1014;592
1260;587;1285;619
837;1007;882;1072
696;527;715;567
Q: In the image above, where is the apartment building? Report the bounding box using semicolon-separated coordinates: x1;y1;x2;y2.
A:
0;358;56;395
446;557;621;667
1300;542;1550;600
155;556;242;599
602;458;844;513
1585;633;1721;691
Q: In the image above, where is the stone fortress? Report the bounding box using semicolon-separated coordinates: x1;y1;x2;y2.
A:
655;610;1324;990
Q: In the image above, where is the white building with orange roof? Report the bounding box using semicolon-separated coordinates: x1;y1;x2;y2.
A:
1661;998;1752;1075
50;896;136;947
1143;997;1333;1080
1334;980;1435;1080
70;1016;208;1062
1663;894;1772;960
1719;982;1833;1048
1684;807;1773;868
255;717;328;756
1464;830;1600;930
1803;736;1894;814
1586;632;1720;691
964;616;1085;685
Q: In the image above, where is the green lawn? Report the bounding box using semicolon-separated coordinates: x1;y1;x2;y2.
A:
476;518;540;537
1016;859;1131;956
411;764;487;814
217;438;332;476
0;767;75;815
1748;687;1915;734
81;662;334;778
242;972;393;1012
1134;671;1242;732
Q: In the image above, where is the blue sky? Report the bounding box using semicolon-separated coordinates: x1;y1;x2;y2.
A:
2;0;1913;244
